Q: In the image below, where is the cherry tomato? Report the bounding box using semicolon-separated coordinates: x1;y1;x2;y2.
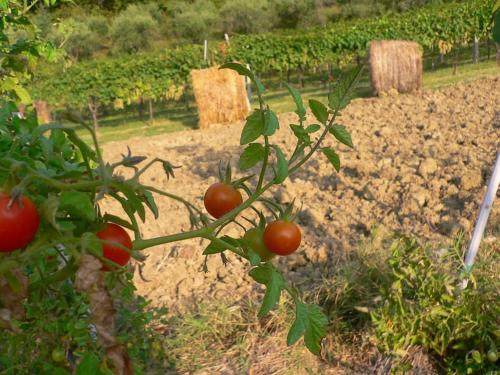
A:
263;220;301;256
487;349;498;363
96;223;133;270
0;192;40;253
204;182;243;219
243;228;276;262
51;348;65;363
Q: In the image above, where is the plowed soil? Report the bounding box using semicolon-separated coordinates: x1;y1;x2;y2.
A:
101;77;500;314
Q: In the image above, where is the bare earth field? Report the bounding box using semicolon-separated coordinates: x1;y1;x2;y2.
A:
101;77;499;373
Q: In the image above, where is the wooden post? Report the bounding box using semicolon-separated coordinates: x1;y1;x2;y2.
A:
473;36;479;64
88;99;100;133
203;40;208;61
148;99;154;123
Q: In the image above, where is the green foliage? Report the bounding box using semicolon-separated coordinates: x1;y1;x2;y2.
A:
169;0;220;43
371;238;500;374
220;0;275;34
29;0;494;114
109;3;160;54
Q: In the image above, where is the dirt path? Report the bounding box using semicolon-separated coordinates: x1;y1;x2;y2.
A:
101;77;500;313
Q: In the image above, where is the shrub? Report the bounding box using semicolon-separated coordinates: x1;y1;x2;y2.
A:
169;0;221;42
371;237;499;373
220;0;276;34
109;3;160;54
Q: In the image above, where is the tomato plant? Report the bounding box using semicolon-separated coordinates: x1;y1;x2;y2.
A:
264;220;302;256
0;192;40;253
0;2;364;372
96;223;133;270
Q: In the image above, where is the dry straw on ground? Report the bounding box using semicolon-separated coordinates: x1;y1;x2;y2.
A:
191;65;250;129
369;40;423;96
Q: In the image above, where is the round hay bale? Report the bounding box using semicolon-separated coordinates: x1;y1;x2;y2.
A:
369;40;423;96
191;66;250;129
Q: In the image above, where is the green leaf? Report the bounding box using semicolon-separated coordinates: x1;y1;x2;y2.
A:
284;82;306;121
272;145;288;184
249;263;285;317
115;183;146;222
4;271;22;294
246;248;262;266
328;65;363;111
102;214;134;230
220;62;264;94
239;143;265;170
59;191;95;222
321;147;340;172
81;232;102;256
309;99;329;124
240;110;264;145
39;194;60;230
13;85;31;104
143;190;159;219
329;124;353;148
64;129;97;161
202;236;239;255
290;124;311;145
304;124;321;133
287;300;328;355
76;353;102;375
264;109;279;136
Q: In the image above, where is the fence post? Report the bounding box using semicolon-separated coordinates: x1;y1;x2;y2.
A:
245;64;252;110
473;36;479;64
203;40;208;61
461;152;500;288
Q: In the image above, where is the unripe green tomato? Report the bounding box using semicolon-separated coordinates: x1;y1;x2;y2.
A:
51;348;65;363
243;228;276;262
487;349;498;363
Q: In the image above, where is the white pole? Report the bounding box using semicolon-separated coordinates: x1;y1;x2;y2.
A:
203;40;208;61
224;33;230;46
461;151;500;287
245;63;252;110
473;36;479;64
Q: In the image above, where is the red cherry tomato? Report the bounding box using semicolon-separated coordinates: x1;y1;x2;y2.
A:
204;182;243;219
263;220;301;256
96;223;132;270
243;228;276;262
0;192;40;253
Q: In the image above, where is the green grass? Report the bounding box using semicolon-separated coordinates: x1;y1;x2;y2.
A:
74;59;499;143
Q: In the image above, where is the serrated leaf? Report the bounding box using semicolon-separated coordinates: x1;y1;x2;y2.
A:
203;236;239;255
240;110;264;145
287;301;328;355
304;124;321;133
81;232;102;256
328;65;363;111
59;191;95;222
246;248;262;266
239;143;265;170
329;124;353;148
76;353;102;375
13;85;31;104
102;214;134;230
309;99;329;124
284;82;306;121
272;145;288;184
40;194;60;230
220;62;264;94
264;109;279;136
249;263;285;317
321;147;340;172
290;124;311;145
143;190;159;219
116;183;146;222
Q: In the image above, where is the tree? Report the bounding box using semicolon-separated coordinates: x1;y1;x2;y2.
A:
169;0;220;42
109;3;160;54
220;0;276;34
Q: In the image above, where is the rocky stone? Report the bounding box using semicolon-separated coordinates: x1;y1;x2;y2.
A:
418;158;439;178
461;170;482;190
